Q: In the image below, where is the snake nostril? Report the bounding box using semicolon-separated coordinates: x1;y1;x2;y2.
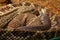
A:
24;2;31;6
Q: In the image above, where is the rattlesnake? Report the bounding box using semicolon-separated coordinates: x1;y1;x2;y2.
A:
0;2;60;32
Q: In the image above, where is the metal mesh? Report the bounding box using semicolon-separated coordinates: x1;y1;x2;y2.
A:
0;30;60;40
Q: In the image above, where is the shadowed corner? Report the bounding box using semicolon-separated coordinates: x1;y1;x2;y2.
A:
50;37;60;40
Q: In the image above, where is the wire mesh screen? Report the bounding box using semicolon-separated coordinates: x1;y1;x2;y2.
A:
0;30;60;40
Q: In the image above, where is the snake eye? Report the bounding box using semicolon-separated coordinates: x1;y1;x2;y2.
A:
34;4;40;8
34;4;38;7
24;2;31;6
19;3;22;6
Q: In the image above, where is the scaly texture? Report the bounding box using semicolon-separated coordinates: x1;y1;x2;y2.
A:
0;9;18;28
7;13;28;31
15;0;60;16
